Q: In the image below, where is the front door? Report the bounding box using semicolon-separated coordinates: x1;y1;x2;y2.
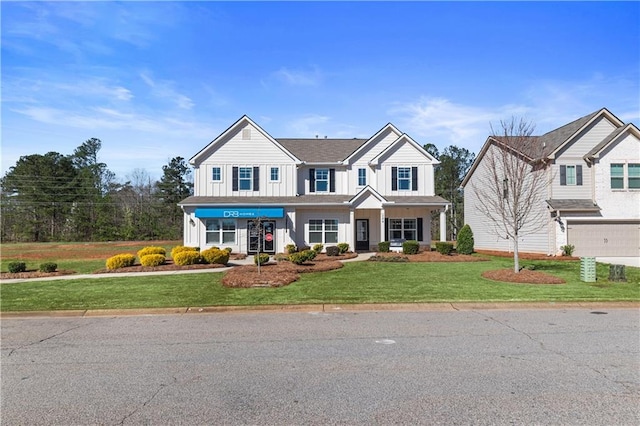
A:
355;219;369;251
247;220;276;254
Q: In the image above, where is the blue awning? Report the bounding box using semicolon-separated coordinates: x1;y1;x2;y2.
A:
194;207;284;219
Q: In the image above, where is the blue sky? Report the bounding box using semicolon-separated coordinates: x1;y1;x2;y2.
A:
2;1;639;181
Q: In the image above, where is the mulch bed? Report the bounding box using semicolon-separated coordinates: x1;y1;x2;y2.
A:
0;270;77;280
482;268;566;285
371;251;487;262
475;250;579;261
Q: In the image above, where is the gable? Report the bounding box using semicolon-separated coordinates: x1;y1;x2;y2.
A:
554;115;619;160
190;116;300;167
344;124;403;164
370;134;438;166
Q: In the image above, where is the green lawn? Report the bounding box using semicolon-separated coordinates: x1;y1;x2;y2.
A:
1;258;638;312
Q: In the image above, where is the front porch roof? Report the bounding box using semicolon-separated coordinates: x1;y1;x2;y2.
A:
179;194;449;208
546;199;601;212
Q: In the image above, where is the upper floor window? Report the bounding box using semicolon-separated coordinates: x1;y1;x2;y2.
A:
612;163;640;190
560;164;582;186
212;167;221;181
309;168;335;193
358;168;366;186
232;166;259;191
392;166;418;191
270;167;279;182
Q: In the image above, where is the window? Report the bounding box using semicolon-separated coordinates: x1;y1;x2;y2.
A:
315;169;329;192
212;167;221;181
206;219;236;245
629;164;640;189
398;167;411;190
392;166;418;191
309;219;338;244
358;168;366;186
389;218;417;241
610;163;640;190
560;164;582;186
611;164;624;189
239;167;252;190
270;167;279;182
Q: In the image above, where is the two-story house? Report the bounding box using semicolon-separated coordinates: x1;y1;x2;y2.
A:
461;108;640;257
178;115;450;254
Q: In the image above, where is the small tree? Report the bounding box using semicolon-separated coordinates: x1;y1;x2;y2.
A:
456;224;474;255
472;118;552;273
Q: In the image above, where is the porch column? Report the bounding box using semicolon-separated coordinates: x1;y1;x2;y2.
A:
348;209;355;251
380;207;386;244
440;209;447;242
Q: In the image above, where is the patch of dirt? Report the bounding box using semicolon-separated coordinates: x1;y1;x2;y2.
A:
222;253;353;288
0;270;77;280
93;262;227;274
372;251;487;262
475;250;579;261
482;268;566;284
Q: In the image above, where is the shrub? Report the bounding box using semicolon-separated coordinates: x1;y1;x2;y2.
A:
456;224;475;255
201;248;230;265
39;262;57;273
106;254;136;270
289;249;316;265
378;241;390;253
312;243;324;253
140;254;166;267
7;262;27;273
137;246;166;258
435;242;454;255
285;244;297;254
560;244;575;256
171;245;198;259
173;250;202;266
402;240;420;255
337;242;349;254
274;253;290;262
223;247;233;254
326;246;340;256
254;253;270;265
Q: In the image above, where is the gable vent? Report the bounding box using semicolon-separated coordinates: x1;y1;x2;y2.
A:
242;128;251;140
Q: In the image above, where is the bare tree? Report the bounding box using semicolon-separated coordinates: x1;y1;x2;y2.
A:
472;118;551;272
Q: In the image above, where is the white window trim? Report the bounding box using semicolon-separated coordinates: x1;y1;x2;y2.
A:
239;167;253;191
205;219;237;245
308;219;339;244
269;167;280;183
212;166;222;182
611;161;640;191
397;167;411;191
315;168;329;193
358;168;366;187
565;165;577;186
389;218;418;241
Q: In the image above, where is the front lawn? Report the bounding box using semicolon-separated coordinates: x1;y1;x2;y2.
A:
1;258;638;312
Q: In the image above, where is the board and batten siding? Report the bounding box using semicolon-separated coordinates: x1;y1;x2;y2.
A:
593;131;640;219
464;144;551;254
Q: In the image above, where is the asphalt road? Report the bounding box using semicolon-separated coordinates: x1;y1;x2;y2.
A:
2;308;639;425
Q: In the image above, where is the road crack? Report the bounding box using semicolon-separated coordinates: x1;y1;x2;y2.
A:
117;376;177;425
6;323;88;357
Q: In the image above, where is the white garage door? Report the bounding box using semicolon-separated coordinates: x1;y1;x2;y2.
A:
568;222;640;257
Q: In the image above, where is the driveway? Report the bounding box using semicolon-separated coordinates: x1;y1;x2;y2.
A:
596;257;640;268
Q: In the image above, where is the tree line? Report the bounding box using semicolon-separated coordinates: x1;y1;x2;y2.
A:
1;138;193;242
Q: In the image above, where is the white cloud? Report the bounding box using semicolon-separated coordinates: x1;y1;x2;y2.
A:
286;114;331;137
140;72;194;110
272;66;323;87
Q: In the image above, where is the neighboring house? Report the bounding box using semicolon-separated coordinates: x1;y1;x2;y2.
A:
461;108;640;257
178;115;449;254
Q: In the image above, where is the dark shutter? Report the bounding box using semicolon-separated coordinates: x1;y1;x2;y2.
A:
392;167;398;191
253;166;259;191
329;168;336;193
232;167;239;191
412;167;418;191
576;165;583;186
417;218;423;241
309;168;315;193
560;165;566;186
384;218;389;241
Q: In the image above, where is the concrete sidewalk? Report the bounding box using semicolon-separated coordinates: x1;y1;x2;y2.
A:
0;252;376;284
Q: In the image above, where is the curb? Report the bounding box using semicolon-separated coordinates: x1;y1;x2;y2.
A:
2;301;638;319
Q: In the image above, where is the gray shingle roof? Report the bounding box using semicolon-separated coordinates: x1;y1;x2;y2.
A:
179;194;449;207
546;199;601;211
277;138;368;163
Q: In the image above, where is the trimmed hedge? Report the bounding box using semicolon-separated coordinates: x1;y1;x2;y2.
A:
106;254;136;270
456;224;474;255
254;253;270;265
378;241;390;253
289;249;316;265
39;262;58;273
173;251;201;266
140;254;166;267
285;244;297;254
201;248;230;265
171;245;198;259
435;242;454;255
8;262;27;273
402;240;420;255
137;246;166;258
337;242;349;254
312;243;324;253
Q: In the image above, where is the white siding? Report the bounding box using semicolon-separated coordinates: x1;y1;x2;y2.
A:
349;127;402;164
549;161;592;199
593;131;640;219
557;117;617;158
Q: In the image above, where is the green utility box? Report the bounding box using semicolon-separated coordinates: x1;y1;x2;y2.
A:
580;257;596;282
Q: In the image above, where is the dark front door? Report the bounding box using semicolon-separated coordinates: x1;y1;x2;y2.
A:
355;219;369;251
247;220;276;254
